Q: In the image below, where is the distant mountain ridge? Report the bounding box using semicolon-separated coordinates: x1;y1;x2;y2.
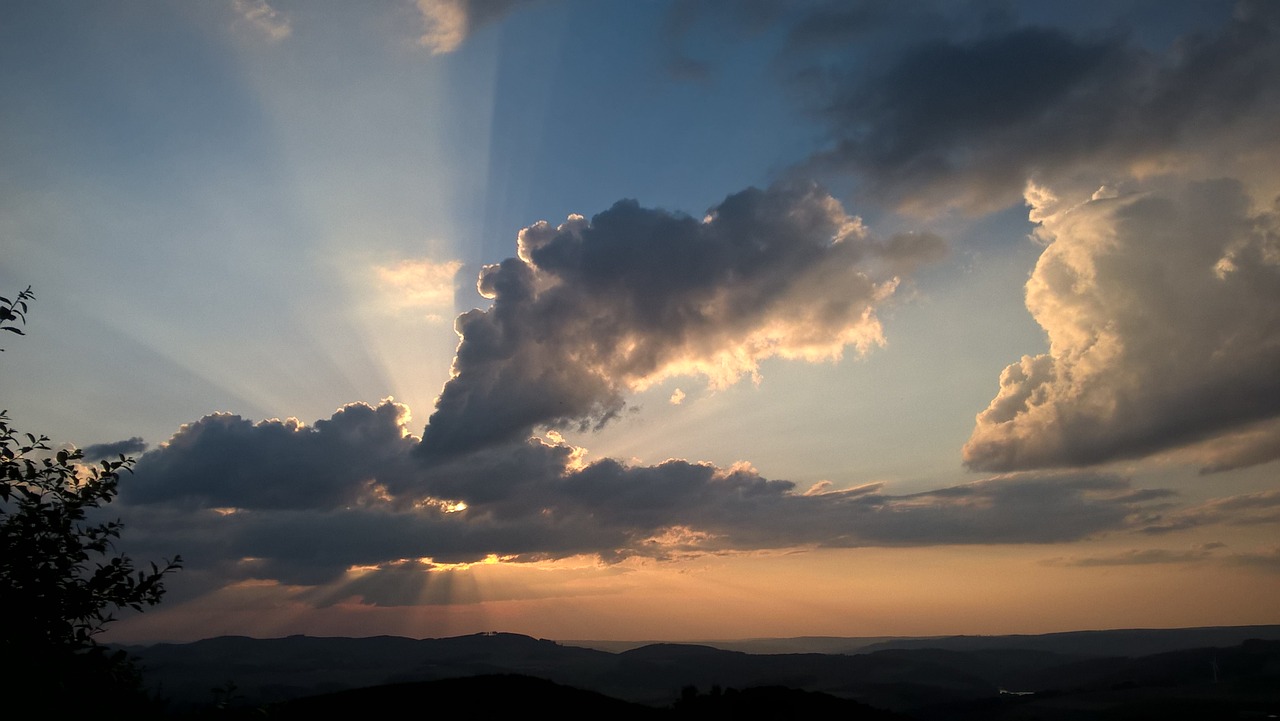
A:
853;624;1280;657
124;625;1280;717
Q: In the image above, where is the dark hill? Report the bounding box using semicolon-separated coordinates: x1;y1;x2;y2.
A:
909;639;1280;720
125;626;1280;716
671;685;911;719
859;625;1280;657
130;631;614;709
258;674;664;719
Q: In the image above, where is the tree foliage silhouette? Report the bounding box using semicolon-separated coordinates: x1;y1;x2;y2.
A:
1;286;181;712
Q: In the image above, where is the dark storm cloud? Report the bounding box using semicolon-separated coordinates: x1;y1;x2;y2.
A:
795;0;1280;213
419;183;944;457
781;0;1012;49
841;473;1174;546
119;399;1171;602
125;401;419;510
663;0;1013;73
81;436;147;461
419;448;1161;552
811;27;1115;210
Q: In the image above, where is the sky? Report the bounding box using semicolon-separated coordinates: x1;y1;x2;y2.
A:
2;0;1278;644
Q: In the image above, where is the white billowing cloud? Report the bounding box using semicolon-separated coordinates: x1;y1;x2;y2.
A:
375;258;462;317
232;0;291;41
419;183;945;456
415;0;535;54
964;179;1280;471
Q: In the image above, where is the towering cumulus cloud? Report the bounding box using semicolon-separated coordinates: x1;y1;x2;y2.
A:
759;0;1280;471
420;183;944;456
965;180;1280;471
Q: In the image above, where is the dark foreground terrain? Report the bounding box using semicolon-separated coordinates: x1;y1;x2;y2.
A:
126;625;1280;719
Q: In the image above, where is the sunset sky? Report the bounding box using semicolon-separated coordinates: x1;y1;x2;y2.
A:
2;0;1278;644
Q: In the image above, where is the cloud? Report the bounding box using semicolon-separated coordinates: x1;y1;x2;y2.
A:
415;0;538;54
964;179;1280;471
81;436;147;461
119;398;1171;602
794;0;1280;214
1139;489;1280;535
87;1;1280;618
126;401;420;511
658;0;789;81
375;257;462;318
838;473;1174;547
1043;544;1224;567
232;0;291;41
1230;545;1280;571
658;2;1280;475
420;183;945;456
1172;417;1280;474
1044;542;1280;572
809;26;1113;213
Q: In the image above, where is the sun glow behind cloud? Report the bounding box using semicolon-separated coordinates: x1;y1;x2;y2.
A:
109;544;1280;644
375;258;462;321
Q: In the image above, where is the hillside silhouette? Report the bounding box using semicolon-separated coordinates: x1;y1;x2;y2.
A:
126;626;1280;718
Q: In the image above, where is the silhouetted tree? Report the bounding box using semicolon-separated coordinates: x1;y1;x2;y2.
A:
1;286;181;714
